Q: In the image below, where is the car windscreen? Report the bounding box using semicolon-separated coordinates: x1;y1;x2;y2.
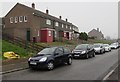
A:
103;44;109;47
37;47;56;55
93;44;101;48
75;44;88;50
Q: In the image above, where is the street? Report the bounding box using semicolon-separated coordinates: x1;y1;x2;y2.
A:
2;49;119;80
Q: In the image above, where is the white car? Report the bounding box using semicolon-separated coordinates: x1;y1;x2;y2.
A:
103;44;111;52
93;43;105;54
110;43;118;49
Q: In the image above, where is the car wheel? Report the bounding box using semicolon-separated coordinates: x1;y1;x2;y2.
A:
100;50;103;54
93;52;95;57
85;54;89;59
67;57;72;65
47;61;54;70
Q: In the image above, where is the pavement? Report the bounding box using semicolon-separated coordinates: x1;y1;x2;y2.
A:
1;58;28;74
2;49;119;80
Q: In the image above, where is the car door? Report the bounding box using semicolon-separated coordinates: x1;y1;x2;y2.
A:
87;45;93;56
63;48;70;62
54;47;64;65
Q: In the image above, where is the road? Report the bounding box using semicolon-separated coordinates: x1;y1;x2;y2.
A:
2;49;119;80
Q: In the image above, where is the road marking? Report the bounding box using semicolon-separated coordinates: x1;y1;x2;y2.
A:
103;65;118;80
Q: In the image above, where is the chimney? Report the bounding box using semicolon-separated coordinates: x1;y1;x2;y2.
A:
46;9;49;14
59;16;62;19
66;18;68;22
32;3;35;9
97;28;99;32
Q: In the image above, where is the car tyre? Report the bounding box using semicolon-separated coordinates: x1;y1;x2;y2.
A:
67;57;72;65
85;54;89;59
47;61;54;70
93;52;95;57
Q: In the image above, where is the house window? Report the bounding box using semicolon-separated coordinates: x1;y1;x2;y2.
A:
55;22;59;27
48;30;52;36
10;17;13;23
15;17;18;23
46;19;51;25
55;31;57;37
37;30;39;36
62;24;64;28
66;25;68;29
70;26;71;30
19;16;23;22
24;16;27;22
64;32;66;37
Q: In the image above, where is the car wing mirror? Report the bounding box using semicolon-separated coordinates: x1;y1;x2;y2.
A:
54;53;59;56
87;48;90;50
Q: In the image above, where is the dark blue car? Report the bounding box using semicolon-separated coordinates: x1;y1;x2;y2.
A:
28;47;72;70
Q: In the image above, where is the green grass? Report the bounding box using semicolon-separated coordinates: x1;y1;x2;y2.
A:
88;39;113;44
2;40;36;60
36;40;78;47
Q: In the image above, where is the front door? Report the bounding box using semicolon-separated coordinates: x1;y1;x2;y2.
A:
26;30;30;41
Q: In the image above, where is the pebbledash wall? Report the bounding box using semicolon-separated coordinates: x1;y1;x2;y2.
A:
3;3;79;42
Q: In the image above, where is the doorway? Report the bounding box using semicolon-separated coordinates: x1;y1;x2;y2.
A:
26;30;30;41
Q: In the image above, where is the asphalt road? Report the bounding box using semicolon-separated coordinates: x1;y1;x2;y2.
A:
2;49;119;80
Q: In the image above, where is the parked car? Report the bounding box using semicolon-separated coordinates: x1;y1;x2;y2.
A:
93;43;105;54
103;44;111;52
28;47;72;70
72;44;95;59
110;43;119;49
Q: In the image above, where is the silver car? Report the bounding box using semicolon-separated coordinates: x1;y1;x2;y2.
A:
103;44;111;52
93;43;105;54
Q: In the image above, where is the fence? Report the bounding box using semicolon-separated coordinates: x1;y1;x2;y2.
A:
2;33;46;52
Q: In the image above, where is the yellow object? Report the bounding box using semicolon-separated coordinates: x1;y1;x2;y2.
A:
3;52;20;59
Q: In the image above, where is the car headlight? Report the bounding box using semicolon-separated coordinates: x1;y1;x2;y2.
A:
39;57;47;62
81;51;86;54
72;51;74;53
28;57;31;61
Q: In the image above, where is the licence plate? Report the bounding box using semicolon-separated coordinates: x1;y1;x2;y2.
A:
30;62;37;65
74;55;80;57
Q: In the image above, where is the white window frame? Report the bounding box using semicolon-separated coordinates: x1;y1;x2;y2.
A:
19;16;23;22
70;26;71;30
15;17;18;23
64;32;66;37
38;30;39;36
46;19;51;25
55;31;57;37
62;24;64;28
24;16;27;22
48;30;52;36
66;25;68;29
10;17;13;23
55;22;59;27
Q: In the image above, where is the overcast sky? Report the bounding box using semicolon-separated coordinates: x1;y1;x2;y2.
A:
0;0;119;39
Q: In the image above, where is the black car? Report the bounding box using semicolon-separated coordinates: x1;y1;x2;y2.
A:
28;47;72;70
72;44;95;59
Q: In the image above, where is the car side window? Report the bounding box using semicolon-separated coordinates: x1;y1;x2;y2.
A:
55;48;63;55
64;48;70;54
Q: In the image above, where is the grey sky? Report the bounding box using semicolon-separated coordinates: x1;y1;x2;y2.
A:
0;1;118;39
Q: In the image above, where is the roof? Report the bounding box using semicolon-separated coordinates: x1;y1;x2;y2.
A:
6;3;77;27
88;29;103;35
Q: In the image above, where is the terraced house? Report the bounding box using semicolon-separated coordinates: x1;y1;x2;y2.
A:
4;3;79;42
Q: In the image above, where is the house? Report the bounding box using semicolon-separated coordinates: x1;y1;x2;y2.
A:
3;3;79;42
88;28;104;40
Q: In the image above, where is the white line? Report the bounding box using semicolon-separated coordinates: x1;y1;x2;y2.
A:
103;65;118;80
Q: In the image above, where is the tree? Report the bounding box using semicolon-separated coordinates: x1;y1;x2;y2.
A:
79;32;88;41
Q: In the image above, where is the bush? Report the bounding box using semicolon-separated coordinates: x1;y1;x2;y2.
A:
79;32;88;41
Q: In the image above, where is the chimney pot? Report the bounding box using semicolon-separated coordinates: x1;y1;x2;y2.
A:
59;16;62;19
97;28;99;32
46;9;49;14
32;3;35;9
66;18;68;22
